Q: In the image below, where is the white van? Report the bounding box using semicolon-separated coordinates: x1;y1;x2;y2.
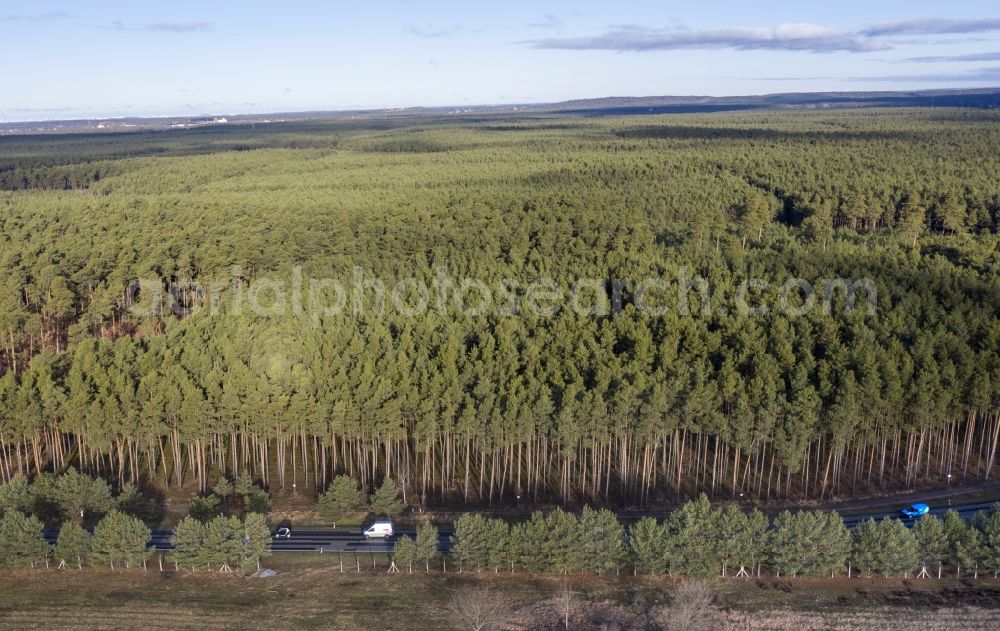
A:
364;520;394;539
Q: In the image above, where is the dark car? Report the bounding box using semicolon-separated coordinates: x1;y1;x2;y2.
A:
273;527;292;539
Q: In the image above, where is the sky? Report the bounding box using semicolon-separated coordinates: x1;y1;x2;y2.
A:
2;1;1000;120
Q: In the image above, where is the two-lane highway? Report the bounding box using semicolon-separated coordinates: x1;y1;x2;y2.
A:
263;529;453;553
839;500;996;529
41;527;454;553
40;499;998;553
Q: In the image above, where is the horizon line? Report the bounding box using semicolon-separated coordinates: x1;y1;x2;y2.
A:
3;85;1000;125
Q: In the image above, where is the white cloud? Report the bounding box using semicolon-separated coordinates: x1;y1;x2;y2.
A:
862;18;1000;37
527;23;888;53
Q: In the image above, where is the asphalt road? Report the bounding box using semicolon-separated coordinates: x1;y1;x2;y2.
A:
238;528;455;554
41;526;455;553
40;500;998;554
838;500;996;529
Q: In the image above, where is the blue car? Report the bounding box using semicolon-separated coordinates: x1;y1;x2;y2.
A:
900;503;930;519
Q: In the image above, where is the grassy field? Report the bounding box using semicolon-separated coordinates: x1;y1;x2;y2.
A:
2;556;1000;630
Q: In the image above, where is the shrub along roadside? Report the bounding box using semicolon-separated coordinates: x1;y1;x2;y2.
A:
3;491;1000;579
441;495;1000;579
170;512;272;574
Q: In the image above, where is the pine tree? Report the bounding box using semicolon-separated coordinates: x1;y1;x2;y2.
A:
54;520;91;569
980;506;1000;577
0;511;50;567
213;477;235;501
511;513;548;573
957;527;986;578
54;467;115;521
936;195;966;234
817;512;852;577
769;511;803;577
628;517;667;575
234;471;257;496
507;521;535;573
239;512;272;574
802;201;834;250
451;513;491;571
0;474;33;514
393;535;418;572
203;515;241;572
897;198;926;248
880;519;919;577
483;517;510;573
171;515;207;570
116;483;140;514
541;509;583;574
28;472;60;520
90;510;151;569
855;518;918;577
943;509;971;577
736;509;770;577
737;192;775;248
578;506;626;575
317;476;366;525
242;489;271;515
852;518;881;577
913;515;948;578
664;494;718;577
188;495;223;522
715;505;748;577
768;511;840;577
414;522;439;572
368;477;405;517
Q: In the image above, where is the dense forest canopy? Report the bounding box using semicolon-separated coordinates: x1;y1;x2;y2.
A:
0;108;998;506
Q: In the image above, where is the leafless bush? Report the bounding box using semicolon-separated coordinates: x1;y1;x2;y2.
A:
446;585;514;631
553;580;576;630
653;580;721;631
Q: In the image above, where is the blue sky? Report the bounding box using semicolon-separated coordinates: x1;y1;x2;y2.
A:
2;1;999;120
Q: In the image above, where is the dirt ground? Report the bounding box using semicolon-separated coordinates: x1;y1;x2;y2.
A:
2;561;1000;630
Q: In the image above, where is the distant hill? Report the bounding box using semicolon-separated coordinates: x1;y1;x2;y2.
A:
539;88;1000;116
3;87;999;135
